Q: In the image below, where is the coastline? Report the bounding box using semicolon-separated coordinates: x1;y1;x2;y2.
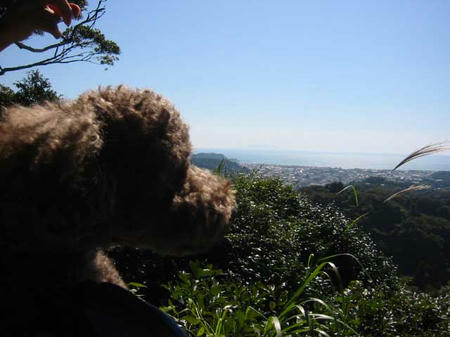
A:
194;148;450;171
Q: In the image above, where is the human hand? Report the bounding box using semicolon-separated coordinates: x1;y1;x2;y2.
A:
0;0;81;50
44;0;82;31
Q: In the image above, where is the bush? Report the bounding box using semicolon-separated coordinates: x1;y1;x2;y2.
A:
226;174;398;292
338;280;450;336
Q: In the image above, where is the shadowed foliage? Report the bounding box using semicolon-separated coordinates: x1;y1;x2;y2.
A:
0;70;60;111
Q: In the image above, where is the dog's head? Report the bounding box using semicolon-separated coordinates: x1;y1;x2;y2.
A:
0;86;235;256
76;86;236;255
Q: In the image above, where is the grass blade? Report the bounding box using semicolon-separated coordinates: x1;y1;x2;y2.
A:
314;328;331;336
337;185;359;207
213;159;225;175
336;185;359;207
263;316;282;337
344;212;368;232
280;260;334;318
318;253;373;283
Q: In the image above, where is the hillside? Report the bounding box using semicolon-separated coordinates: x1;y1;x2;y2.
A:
301;177;450;290
427;171;450;187
111;174;450;337
191;152;250;174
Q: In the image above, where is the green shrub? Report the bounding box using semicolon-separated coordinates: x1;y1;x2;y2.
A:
226;174;398;292
163;261;358;337
338;280;450;336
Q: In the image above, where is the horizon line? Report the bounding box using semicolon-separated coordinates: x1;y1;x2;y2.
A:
193;147;450;158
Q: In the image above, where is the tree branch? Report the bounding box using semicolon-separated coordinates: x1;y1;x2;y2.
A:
0;0;118;76
15;40;68;53
12;4;104;54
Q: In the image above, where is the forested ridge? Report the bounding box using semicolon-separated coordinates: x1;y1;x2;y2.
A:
301;176;450;290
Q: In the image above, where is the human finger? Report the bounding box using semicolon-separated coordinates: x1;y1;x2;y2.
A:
47;0;73;26
34;7;63;38
70;3;81;18
47;2;81;26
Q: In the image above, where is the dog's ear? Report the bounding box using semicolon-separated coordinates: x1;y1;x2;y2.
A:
77;87;192;213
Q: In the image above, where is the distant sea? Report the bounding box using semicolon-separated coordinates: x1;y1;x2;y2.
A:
194;148;450;171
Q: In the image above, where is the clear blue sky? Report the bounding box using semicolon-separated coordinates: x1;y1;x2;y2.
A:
1;0;449;154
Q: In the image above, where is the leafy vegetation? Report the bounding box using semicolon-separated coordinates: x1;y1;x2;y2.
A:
162;261;359;337
0;70;60;110
301;177;450;289
111;173;449;336
341;280;449;337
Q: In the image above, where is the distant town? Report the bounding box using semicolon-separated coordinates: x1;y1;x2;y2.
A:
242;163;450;189
191;152;450;189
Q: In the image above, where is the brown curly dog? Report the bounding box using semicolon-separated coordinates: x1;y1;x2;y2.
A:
0;86;235;333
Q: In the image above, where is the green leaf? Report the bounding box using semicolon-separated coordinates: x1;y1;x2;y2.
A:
337;185;359;207
197;326;205;336
127;282;147;288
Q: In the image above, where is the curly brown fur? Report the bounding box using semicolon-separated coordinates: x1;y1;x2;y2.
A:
0;86;235;331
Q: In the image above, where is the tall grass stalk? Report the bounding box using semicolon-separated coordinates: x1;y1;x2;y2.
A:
383;185;429;203
393;142;450;170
